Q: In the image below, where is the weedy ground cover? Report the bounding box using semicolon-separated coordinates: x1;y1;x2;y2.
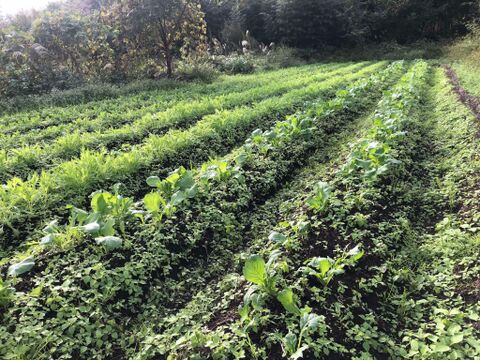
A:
0;60;478;360
129;60;431;359
450;62;480;99
127;61;480;360
0;62;404;358
0;62;385;250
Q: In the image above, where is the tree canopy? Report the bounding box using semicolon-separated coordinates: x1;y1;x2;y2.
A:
0;0;478;96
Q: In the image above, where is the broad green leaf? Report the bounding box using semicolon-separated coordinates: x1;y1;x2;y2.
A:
250;293;264;311
166;172;181;185
356;159;372;169
81;222;101;233
292;345;309;360
177;171;195;190
297;220;310;234
450;334;464;345
268;231;288;245
91;193;109;214
348;245;365;261
251;129;263;137
238;304;249;321
95;236;122;251
243;286;265;310
202;168;217;180
144;192;163;213
309;257;331;275
185;185;198;198
235;153;247;166
300;312;321;332
277;288;301;315
317;181;332;194
171;191;187;206
284;332;297;354
100;218;115;236
431;343;450;353
447;324;461;335
40;233;55;245
146;176;161;187
8;257;35;277
43;220;58;234
70;207;89;223
243;255;266;286
30;283;44;297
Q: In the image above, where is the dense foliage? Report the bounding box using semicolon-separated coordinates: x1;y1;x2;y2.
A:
1;0;479;97
0;58;478;359
0;2;480;359
203;0;479;46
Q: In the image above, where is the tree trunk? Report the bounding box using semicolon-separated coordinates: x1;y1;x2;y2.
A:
164;45;173;77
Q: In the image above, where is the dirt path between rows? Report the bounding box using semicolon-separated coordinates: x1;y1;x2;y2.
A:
443;64;480;123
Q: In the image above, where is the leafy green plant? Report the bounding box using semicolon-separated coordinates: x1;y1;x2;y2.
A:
144;167;198;221
95;236;123;251
7;256;35;277
244;114;315;155
278;311;323;360
343;139;401;180
277;288;301;315
243;254;279;296
199;159;244;185
301;245;364;286
306;182;333;212
0;279;14;308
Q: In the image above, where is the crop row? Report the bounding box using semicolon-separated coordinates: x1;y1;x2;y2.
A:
132;61;431;359
0;63;325;134
0;63;330;148
0;62;360;182
0;62;406;358
0;62;386;249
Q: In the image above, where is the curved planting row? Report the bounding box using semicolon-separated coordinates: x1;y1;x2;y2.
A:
0;62;386;249
0;62;406;359
0;62;358;182
131;60;435;359
0;63;323;132
0;63;329;144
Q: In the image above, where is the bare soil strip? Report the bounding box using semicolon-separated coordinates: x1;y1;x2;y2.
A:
443;64;480;123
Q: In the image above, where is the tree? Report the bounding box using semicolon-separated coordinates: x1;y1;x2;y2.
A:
274;0;355;48
121;0;207;76
32;11;89;74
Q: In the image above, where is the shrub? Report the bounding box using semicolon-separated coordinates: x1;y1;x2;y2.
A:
216;54;255;74
447;22;480;67
267;46;305;68
176;58;220;82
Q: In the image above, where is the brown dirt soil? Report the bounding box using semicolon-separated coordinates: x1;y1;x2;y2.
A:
443;65;480;124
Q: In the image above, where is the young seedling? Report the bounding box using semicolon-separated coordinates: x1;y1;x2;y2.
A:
307;181;333;213
301;245;365;286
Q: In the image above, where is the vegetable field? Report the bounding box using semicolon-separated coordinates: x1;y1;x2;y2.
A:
0;61;479;359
